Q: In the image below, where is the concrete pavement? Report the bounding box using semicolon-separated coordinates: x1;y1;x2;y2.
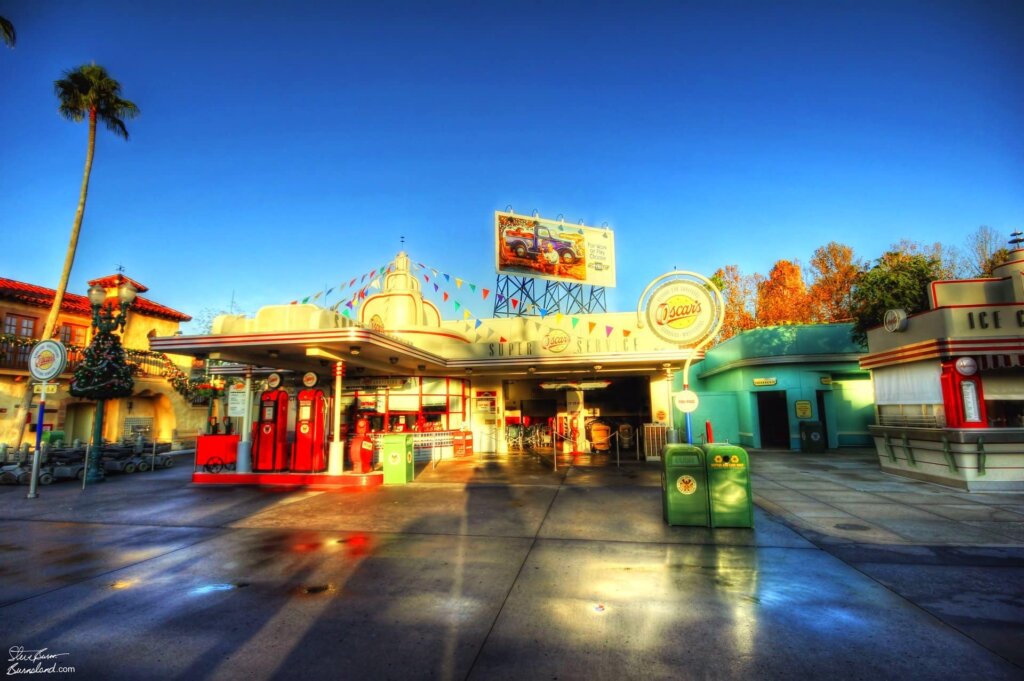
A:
0;448;1021;680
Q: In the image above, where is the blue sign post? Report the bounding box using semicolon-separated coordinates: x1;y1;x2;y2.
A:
26;340;67;499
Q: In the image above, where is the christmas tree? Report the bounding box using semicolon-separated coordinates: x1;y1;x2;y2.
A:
71;329;134;399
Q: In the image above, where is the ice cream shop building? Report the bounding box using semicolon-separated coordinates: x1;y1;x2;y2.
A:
860;234;1024;490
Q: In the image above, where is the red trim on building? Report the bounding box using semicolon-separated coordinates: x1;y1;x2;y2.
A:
0;276;191;323
861;338;1024;369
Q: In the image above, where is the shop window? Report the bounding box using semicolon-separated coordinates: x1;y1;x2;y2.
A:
877;403;945;428
982;369;1024;427
421;377;446;395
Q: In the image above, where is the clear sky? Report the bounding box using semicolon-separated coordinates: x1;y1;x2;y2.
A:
2;0;1022;332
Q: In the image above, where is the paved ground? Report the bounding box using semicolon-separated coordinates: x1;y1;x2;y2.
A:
0;448;1022;680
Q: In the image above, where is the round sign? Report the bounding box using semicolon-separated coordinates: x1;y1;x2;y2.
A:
676;475;697;495
955;357;977;376
266;373;282;389
655;410;667;423
674;390;699;413
389;452;399;465
638;272;723;349
883;309;908;333
29;341;67;382
302;371;318;388
300;424;309;435
262;424;272;435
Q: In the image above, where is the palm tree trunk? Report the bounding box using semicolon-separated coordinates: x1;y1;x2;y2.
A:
13;109;97;449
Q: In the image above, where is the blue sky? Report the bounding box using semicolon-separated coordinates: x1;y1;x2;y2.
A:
2;0;1022;331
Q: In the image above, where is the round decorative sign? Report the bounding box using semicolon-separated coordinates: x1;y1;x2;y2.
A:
647;280;715;345
29;341;67;382
300;424;309;434
674;390;700;414
676;475;697;495
883;309;908;333
637;271;724;348
955;357;977;376
302;371;318;388
267;373;282;389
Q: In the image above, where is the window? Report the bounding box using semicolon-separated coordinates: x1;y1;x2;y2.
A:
4;314;36;338
59;323;88;347
3;314;36;367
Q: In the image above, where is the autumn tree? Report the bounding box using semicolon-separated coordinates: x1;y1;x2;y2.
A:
806;242;866;322
756;260;812;326
849;249;945;346
711;265;758;342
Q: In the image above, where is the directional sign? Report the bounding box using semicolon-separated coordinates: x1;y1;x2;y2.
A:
673;390;700;413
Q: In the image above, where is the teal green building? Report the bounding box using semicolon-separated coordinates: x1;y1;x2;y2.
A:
681;324;874;450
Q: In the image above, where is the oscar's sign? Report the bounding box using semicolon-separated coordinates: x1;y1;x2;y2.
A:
638;273;722;348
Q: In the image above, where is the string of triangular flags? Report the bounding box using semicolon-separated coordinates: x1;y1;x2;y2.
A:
410;260;636;343
286;261;394;320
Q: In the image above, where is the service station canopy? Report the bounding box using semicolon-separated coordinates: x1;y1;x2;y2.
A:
150;324;700;382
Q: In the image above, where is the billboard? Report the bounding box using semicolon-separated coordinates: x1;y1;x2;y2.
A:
495;211;616;287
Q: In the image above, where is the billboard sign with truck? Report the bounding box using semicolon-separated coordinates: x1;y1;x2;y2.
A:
495;211;616;287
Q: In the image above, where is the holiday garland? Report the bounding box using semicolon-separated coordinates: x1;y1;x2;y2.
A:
4;334;209;403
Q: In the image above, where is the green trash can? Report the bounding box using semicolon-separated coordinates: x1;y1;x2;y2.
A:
799;422;826;452
41;430;64;445
702;444;754;528
381;434;414;485
661;443;710;527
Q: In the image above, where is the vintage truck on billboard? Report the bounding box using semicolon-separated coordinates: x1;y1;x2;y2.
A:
494;211;616;287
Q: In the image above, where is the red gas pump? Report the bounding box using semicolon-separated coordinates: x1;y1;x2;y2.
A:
348;417;374;474
292;388;327;472
253;389;289;471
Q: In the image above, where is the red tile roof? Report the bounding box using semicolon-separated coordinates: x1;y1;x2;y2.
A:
87;273;149;293
0;276;191;323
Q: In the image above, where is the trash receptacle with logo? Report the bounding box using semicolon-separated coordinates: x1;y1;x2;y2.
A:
381;434;414;485
702;444;754;528
799;421;826;453
661;443;710;526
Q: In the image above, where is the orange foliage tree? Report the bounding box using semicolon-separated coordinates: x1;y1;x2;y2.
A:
756;260;812;326
711;265;758;342
807;242;866;322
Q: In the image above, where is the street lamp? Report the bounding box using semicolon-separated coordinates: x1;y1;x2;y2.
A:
78;281;137;483
87;281;136;332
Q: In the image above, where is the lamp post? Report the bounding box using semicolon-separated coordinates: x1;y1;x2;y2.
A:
79;280;136;483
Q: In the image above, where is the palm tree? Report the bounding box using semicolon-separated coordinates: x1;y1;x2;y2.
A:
14;65;138;448
41;64;139;339
0;16;15;47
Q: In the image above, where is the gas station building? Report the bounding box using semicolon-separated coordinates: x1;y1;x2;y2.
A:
150;239;890;487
